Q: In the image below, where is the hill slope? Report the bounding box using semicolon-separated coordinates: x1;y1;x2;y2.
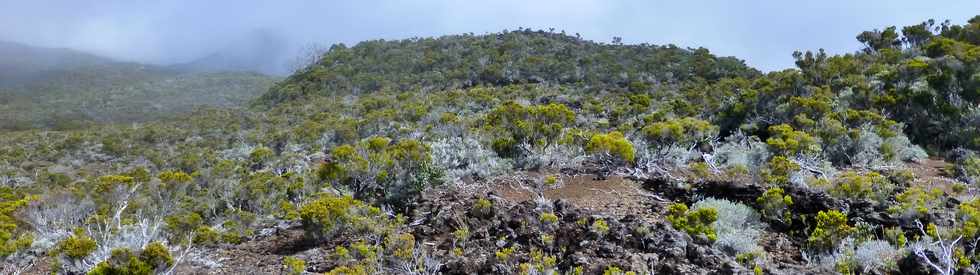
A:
0;43;279;130
0;17;979;275
258;29;760;104
0;41;116;86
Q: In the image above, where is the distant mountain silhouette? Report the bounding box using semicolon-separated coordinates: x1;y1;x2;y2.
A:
0;40;278;130
0;40;117;86
168;29;289;75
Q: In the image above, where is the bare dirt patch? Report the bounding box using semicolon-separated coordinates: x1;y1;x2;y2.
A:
493;173;665;223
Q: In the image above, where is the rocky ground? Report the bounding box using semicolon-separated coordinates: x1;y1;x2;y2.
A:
20;158;958;274
162;171;799;274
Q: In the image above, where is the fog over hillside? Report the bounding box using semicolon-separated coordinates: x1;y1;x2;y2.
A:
0;41;115;85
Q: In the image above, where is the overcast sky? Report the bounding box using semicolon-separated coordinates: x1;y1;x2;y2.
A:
1;0;977;74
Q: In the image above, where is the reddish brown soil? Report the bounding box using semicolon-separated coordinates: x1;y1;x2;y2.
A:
494;173;666;223
906;158;964;194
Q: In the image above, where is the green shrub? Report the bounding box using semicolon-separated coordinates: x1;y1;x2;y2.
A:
666;203;718;241
544;175;558;186
765;124;819;156
958;198;980;239
762;156;800;185
756;187;793;222
164;211;204;241
689;162;711;178
299;194;392;240
248;146;275;168
319;137;437;208
327;241;382;274
889;186;943;218
539;212;559;224
385;232;415;260
585;131;635;163
887;169;916;186
602;265;635;275
89;248;152;275
0;187;33;256
472;198;494;218
88;242;171;275
884;226;907;247
283;256;306;275
57;228;97;260
641;117;718;151
591;218;610;237
962;156;980;182
158;170;193;184
140;241;174;269
452;226;470;245
829;171;893;201
808;210;854;250
486;101;576;150
193;226;220;245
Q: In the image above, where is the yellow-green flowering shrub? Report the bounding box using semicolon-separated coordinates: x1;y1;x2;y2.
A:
666;203;718;241
762;156;800;185
57;228;97;260
958;198;980;239
808;210;854;250
641;117;718;151
283;256;306;275
585;131;635;163
765;124;819;156
0;187;33;256
829;171;893;202
299;194;393;240
889;186;943;218
756;187;793;222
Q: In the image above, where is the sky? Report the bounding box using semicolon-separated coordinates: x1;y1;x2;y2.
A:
1;0;978;74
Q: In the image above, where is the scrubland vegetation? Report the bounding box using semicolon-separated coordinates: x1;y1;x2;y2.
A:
0;16;979;274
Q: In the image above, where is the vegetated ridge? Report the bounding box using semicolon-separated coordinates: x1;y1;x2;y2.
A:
0;17;979;275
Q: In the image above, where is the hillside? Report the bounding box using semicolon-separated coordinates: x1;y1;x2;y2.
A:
0;41;115;86
0;43;279;130
258;29;760;104
0;17;978;275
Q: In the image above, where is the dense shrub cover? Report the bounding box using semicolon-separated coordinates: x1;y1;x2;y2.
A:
0;15;977;275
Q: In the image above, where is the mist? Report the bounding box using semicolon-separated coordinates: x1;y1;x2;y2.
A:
2;0;978;75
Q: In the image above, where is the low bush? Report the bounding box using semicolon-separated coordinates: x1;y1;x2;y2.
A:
641;117;718;155
299;194;394;240
585;131;635;164
692;198;763;255
762;156;800;185
711;131;771;175
591;218;610;237
283;256;306;275
56;228;97;260
430;136;512;182
667;203;717;241
766;124;820;156
829;171;893;202
854;240;900;273
889;186;943;219
471;197;494;218
756;187;793;222
960;156;980;184
808;210;855;251
958;198;980;239
0;187;33;256
317;137;442;208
